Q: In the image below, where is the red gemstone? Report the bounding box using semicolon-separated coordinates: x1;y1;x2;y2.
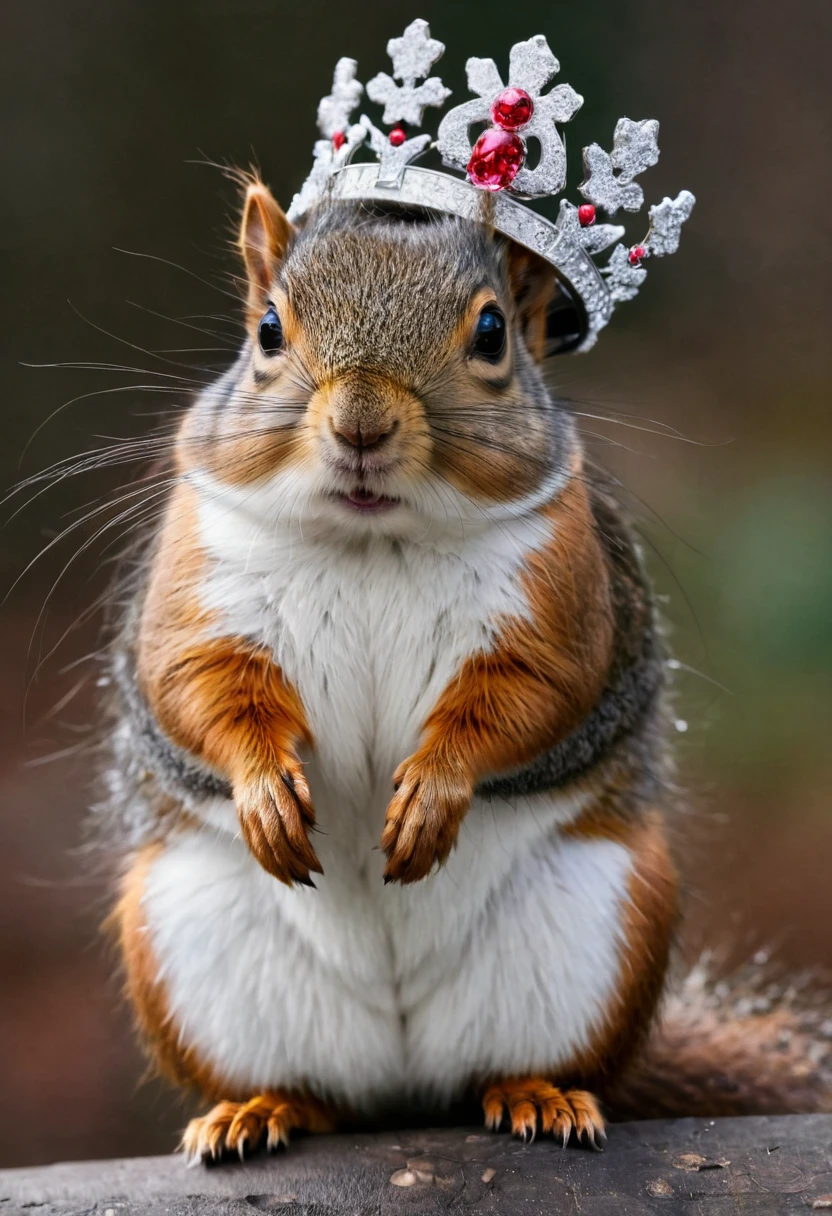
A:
389;126;407;147
332;130;346;151
578;204;596;227
467;129;526;192
490;87;534;131
628;245;647;266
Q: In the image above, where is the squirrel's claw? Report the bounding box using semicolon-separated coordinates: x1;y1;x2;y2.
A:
380;752;472;884
483;1079;606;1150
181;1092;336;1164
236;762;323;887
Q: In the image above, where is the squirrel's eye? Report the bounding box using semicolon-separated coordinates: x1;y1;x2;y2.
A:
258;304;284;356
472;305;506;361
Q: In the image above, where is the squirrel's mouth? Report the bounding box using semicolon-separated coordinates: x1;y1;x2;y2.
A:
335;488;401;514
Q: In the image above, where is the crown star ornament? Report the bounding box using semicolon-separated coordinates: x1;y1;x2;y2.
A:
366;19;451;127
287;20;695;351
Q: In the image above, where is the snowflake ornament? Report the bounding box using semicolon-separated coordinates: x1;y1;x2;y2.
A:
288;58;366;219
317;57;364;138
612;118;660;178
603;244;648;302
366;19;451;126
644;190;696;256
556;200;624;257
580;118;661;215
437;34;583;197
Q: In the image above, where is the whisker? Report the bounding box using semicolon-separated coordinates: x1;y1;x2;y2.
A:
153;346;236;355
126;298;244;343
570;409;726;448
112;246;243;304
21;360;208;386
22;482;177;673
18;382;190;471
65;300;227;379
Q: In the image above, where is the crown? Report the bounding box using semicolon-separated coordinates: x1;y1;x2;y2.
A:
287;20;695;352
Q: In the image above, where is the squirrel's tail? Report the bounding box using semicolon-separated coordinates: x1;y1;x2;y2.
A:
606;955;832;1119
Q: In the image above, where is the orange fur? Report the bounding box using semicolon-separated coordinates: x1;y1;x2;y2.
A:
137;485;320;885
381;473;615;881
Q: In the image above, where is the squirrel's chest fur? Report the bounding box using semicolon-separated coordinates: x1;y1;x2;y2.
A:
133;485;634;1106
196;485;538;840
191;487;585;897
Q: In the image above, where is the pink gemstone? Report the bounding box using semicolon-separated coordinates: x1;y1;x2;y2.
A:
389;126;407;147
628;245;647;266
490;87;534;131
467;129;526;192
332;130;346;151
578;204;596;227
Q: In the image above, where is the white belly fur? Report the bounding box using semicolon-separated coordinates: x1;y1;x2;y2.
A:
140;487;632;1107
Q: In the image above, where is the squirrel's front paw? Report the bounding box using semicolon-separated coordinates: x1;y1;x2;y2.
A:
236;761;322;887
381;752;472;884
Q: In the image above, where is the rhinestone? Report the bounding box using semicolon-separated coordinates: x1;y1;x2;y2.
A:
467;129;525;192
490;87;534;132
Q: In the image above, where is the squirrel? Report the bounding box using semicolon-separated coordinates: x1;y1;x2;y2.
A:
101;179;832;1163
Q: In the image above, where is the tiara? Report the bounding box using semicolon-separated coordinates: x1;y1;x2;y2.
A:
286;20;695;353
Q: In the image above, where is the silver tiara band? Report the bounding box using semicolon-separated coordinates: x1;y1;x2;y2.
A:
295;162;614;352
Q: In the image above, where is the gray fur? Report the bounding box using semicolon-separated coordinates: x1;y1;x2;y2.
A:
284;206;499;381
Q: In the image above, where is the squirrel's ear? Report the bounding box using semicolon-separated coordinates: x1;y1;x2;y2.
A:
238;182;295;310
507;243;586;359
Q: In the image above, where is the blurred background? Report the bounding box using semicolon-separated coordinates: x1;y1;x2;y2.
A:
1;0;830;1170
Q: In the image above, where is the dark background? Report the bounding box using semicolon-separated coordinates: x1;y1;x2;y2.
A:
1;0;830;1170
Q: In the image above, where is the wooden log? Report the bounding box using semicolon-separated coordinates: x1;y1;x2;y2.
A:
1;1115;831;1215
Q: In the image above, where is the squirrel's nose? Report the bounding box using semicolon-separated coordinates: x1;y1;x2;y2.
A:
330;418;398;451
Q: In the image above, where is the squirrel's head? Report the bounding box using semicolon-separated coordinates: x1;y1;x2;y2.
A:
179;180;581;539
